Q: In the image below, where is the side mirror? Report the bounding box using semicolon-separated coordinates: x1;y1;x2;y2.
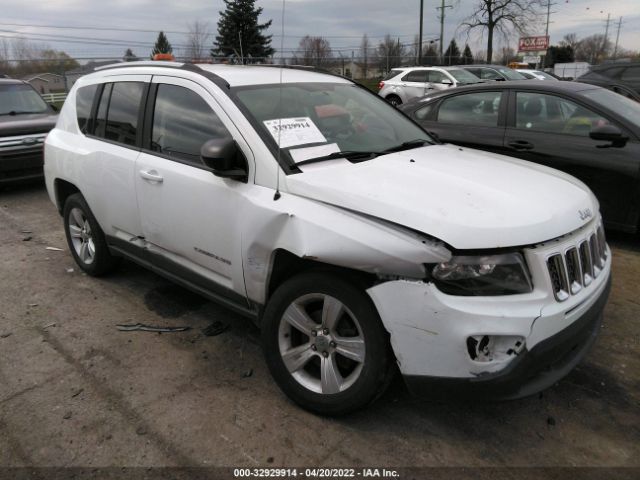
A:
589;124;628;148
200;137;247;180
441;78;453;86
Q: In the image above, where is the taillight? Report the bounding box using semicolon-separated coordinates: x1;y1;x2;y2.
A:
378;81;385;90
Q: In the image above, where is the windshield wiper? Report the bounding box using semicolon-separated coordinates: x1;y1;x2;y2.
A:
382;139;432;153
294;150;380;167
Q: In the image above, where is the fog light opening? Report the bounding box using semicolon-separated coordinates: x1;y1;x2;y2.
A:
467;335;525;362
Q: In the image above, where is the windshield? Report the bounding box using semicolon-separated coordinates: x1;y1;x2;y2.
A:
579;88;640;126
383;69;405;81
534;71;558;80
447;68;482;83
233;82;433;169
497;68;526;80
0;83;49;115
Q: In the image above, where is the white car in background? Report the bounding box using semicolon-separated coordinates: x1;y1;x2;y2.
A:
378;66;483;106
518;69;560;81
44;61;611;415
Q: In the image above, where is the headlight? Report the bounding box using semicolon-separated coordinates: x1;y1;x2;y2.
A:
431;252;533;296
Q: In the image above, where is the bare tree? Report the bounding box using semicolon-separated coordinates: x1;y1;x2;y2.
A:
293;36;332;67
461;0;542;63
360;34;371;78
376;35;406;74
575;34;611;64
560;33;580;52
186;21;211;62
493;46;517;65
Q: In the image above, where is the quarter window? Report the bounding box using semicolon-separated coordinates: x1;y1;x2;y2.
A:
515;92;610;136
76;84;99;134
150;84;229;164
437;91;502;127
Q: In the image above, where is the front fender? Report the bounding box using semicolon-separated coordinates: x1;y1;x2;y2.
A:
240;186;450;304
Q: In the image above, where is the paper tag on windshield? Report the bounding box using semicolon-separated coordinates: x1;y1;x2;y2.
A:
263;117;327;149
289;143;341;163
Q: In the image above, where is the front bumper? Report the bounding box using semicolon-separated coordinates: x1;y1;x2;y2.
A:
366;220;612;399
403;274;610;399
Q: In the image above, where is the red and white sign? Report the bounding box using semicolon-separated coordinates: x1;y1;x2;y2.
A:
518;36;549;53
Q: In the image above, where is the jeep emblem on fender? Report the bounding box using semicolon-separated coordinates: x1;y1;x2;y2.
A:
579;208;593;221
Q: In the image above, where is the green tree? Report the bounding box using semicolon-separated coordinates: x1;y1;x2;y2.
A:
544;45;574;68
151;31;173;58
461;44;474;64
443;39;461;65
123;48;139;62
212;0;274;63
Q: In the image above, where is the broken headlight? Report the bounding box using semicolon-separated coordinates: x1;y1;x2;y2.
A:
431;252;533;296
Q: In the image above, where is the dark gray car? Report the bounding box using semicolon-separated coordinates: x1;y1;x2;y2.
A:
0;79;58;185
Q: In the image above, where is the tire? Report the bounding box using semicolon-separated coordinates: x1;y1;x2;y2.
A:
386;95;402;107
262;272;395;415
62;193;119;276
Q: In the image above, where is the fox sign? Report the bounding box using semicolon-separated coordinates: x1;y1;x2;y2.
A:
518;36;549;52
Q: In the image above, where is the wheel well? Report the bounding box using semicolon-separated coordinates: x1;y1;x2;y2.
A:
266;249;377;301
386;94;401;100
54;179;80;215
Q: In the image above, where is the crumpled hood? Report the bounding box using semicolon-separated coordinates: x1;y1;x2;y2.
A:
285;144;598;250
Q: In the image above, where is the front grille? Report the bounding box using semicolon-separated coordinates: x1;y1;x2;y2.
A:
547;224;607;302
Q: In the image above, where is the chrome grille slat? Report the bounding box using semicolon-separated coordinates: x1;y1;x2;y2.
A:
547;224;607;302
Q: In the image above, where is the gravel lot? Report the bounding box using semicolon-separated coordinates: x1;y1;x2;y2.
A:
1;182;639;471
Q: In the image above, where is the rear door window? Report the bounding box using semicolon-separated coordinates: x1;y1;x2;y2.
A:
402;70;428;83
437;91;502;126
103;82;145;146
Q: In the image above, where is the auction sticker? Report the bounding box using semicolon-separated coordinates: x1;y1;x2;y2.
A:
263;117;327;149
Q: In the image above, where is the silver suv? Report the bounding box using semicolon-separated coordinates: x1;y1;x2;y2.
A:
378;66;482;106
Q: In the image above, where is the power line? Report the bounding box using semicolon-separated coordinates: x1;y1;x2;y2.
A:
436;0;453;60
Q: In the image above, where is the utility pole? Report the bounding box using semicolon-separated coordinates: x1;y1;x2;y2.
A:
602;13;611;61
613;16;623;60
436;0;453;63
542;1;556;69
418;0;424;65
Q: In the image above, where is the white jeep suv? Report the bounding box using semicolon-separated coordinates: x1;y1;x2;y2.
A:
45;62;611;415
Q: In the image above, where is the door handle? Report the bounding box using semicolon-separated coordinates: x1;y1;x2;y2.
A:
139;169;164;183
507;140;534;151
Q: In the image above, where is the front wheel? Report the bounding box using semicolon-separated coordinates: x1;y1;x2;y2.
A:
262;272;394;415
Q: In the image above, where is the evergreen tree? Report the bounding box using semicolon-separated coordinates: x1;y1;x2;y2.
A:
212;0;274;63
151;31;173;58
123;48;139;62
462;44;474;65
443;39;461;66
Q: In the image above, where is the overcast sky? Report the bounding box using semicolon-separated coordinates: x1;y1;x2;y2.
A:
1;0;638;60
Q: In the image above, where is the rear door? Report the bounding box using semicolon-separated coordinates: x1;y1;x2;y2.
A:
503;90;640;229
400;70;431;100
413;89;509;153
135;75;254;302
79;75;150;241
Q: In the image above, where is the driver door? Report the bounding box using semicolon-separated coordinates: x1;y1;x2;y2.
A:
135;76;254;300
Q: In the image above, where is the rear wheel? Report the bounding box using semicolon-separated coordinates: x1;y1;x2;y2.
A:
386;94;402;107
63;193;119;276
262;272;394;415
